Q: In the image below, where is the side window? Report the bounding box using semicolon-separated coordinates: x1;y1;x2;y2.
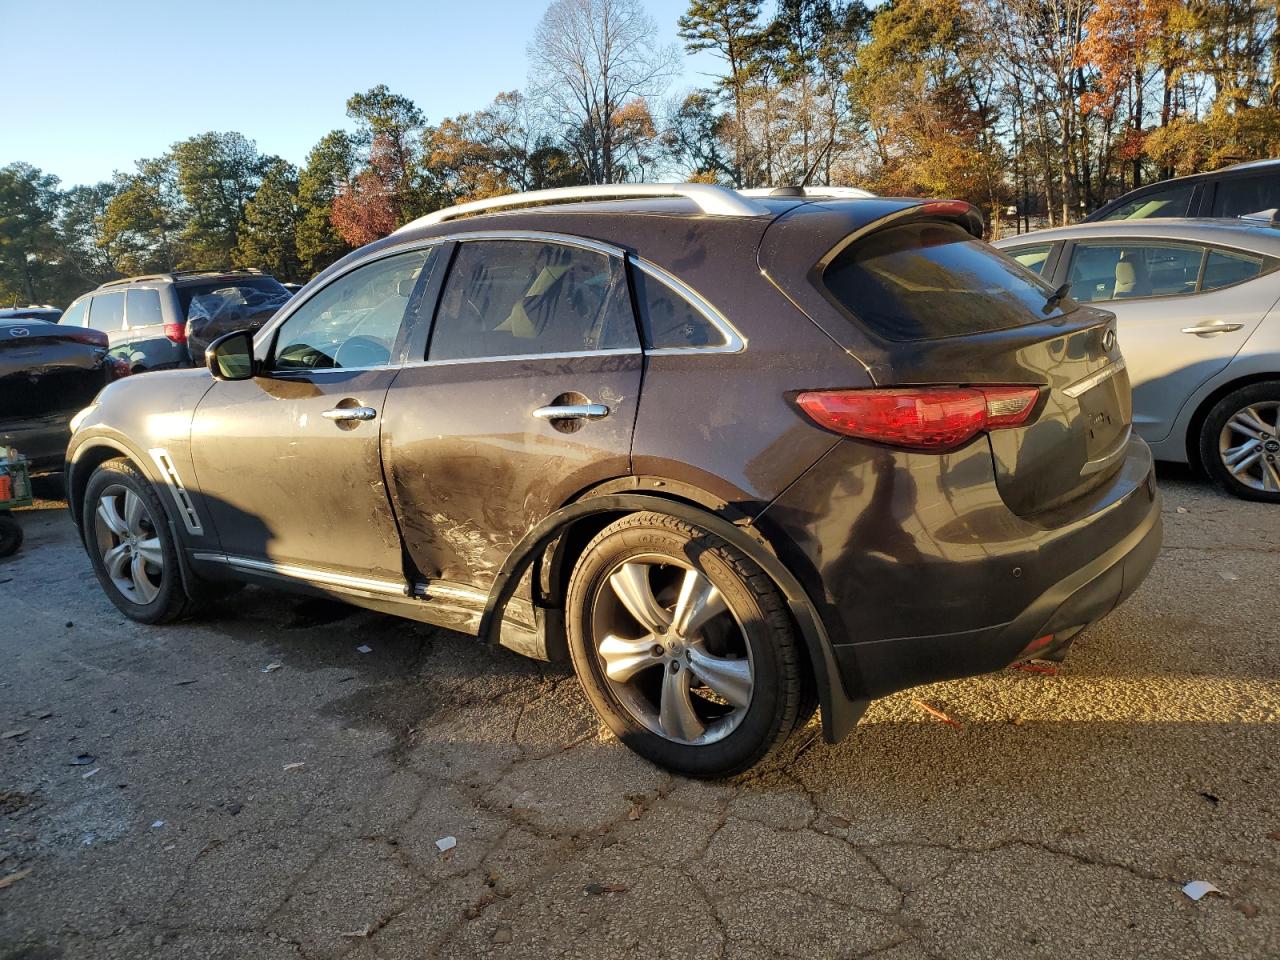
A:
61;298;89;327
1098;184;1194;221
1006;244;1053;276
429;240;637;361
125;288;164;328
1211;176;1280;218
86;292;125;332
1201;249;1266;291
1067;243;1205;302
273;248;432;370
631;264;729;350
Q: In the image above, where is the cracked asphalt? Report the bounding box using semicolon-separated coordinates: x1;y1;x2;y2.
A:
1;467;1278;960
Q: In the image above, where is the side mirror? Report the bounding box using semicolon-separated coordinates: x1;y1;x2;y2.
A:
206;330;257;381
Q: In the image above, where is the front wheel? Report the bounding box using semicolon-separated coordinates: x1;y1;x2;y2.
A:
82;458;199;623
1199;382;1280;502
565;511;813;778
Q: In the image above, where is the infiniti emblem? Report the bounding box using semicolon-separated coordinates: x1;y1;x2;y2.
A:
1102;328;1116;352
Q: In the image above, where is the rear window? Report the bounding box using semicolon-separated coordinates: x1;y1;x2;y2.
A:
822;221;1067;341
178;277;291;326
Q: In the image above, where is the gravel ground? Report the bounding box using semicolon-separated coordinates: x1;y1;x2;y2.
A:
1;467;1277;960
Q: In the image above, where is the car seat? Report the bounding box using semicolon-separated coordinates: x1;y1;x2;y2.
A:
1113;252;1151;298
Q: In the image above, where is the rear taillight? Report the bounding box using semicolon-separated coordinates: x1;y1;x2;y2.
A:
164;322;187;344
107;357;131;380
796;386;1040;452
61;327;108;347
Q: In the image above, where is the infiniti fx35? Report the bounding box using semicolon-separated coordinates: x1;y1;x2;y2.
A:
66;184;1162;777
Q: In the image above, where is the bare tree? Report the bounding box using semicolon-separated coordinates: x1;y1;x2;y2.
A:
529;0;679;183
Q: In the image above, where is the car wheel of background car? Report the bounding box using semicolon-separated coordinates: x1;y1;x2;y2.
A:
1199;381;1280;502
565;511;813;778
0;513;22;558
83;458;199;623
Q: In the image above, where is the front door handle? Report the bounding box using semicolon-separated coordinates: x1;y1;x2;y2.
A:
532;402;610;421
1182;322;1244;336
322;406;377;422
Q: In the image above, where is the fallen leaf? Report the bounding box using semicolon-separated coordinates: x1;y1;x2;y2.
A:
912;699;961;727
69;754;95;766
584;882;628;895
0;868;32;890
493;925;513;943
173;679;198;686
627;802;644;821
1236;901;1259;919
282;762;305;772
261;662;283;673
339;925;372;938
1267;830;1280;841
1;728;29;740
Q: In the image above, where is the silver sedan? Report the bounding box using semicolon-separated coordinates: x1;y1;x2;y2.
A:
995;219;1280;501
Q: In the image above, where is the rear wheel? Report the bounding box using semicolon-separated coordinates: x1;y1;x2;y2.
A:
1199;382;1280;502
83;458;199;623
565;511;812;778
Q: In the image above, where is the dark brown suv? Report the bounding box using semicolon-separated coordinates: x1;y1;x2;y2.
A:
66;184;1162;777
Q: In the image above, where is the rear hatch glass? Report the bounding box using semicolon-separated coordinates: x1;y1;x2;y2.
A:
821;221;1070;340
823;217;1131;517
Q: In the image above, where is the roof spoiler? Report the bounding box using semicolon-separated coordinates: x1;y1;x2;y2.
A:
1239;209;1280;227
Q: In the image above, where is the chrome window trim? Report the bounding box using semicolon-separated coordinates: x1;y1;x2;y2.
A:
405;347;641;369
630;257;746;355
191;552;409;597
449;229;625;259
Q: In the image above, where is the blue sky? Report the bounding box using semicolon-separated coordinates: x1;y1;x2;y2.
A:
1;0;719;188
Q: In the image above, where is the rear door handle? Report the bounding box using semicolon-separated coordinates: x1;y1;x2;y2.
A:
532;403;610;421
1182;322;1244;336
322;406;377;422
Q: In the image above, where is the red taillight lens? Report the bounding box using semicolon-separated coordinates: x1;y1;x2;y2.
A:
164;322;187;344
796;386;1040;451
107;357;131;380
61;327;108;347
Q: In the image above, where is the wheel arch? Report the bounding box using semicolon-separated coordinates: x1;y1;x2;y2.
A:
482;486;869;743
1184;371;1280;470
66;437;157;527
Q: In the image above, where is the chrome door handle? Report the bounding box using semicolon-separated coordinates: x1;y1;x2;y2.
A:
1182;322;1243;336
322;406;377;422
532;403;610;421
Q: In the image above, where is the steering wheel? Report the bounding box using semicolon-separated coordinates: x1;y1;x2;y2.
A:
334;335;393;368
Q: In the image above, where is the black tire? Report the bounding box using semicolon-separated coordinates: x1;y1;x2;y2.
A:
565;511;813;778
82;458;200;623
0;513;22;558
1198;381;1280;502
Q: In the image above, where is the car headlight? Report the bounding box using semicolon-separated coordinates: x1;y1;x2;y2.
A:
70;404;98;433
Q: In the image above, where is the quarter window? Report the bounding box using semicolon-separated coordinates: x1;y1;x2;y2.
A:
86;292;125;332
1201;249;1265;291
1007;244;1053;276
126;288;164;328
1067;243;1205;302
273;249;433;370
631;265;728;349
428;240;637;361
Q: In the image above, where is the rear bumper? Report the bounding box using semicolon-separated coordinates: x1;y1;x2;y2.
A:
758;434;1162;702
836;479;1161;697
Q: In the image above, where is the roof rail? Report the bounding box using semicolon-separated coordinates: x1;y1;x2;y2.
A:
98;274;175;287
395;183;770;233
98;268;265;288
738;185;876;199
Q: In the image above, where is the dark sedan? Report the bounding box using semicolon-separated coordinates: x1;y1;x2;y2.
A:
1;319;122;473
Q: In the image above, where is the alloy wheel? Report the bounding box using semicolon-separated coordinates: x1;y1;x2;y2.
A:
93;484;164;605
1218;400;1280;493
590;554;754;746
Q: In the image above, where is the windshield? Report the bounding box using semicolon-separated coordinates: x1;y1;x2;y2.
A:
179;277;291;328
822;220;1071;341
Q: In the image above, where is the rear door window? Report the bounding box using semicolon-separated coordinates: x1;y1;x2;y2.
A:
429;240;637;361
1200;249;1267;291
86;292;125;332
1098;184;1195;220
126;288;164;328
1067;243;1205;302
1211;176;1280;218
821;221;1066;341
